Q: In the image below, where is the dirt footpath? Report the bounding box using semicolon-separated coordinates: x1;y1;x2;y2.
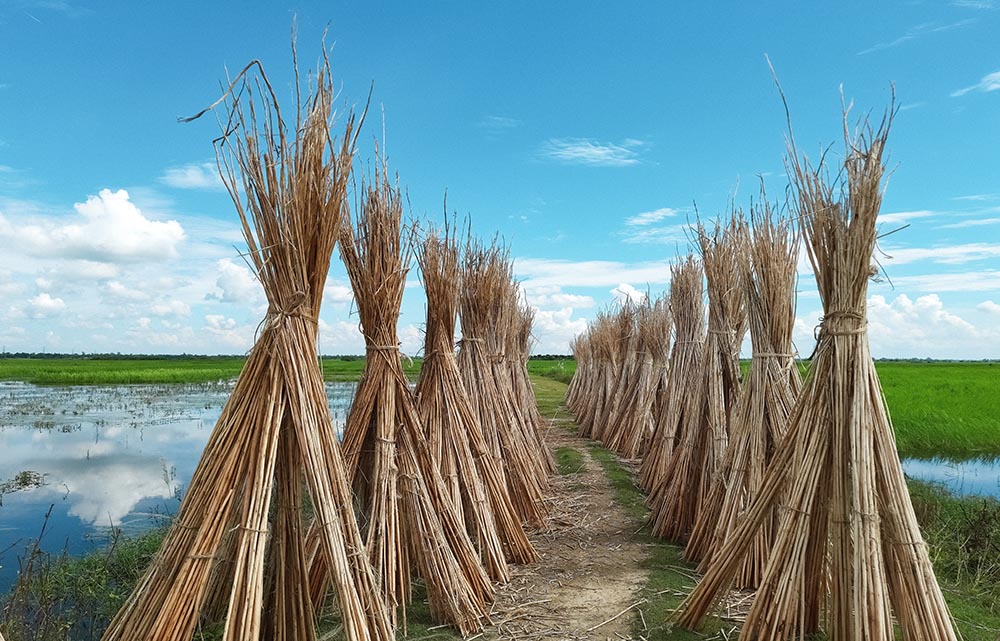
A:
484;425;647;641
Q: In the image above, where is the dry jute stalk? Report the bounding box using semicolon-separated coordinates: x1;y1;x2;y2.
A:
685;197;802;583
640;256;704;496
414;223;535;582
678;99;958;641
337;167;493;635
102;51;393;641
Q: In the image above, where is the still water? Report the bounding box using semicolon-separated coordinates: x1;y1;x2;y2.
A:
0;380;357;592
902;456;1000;499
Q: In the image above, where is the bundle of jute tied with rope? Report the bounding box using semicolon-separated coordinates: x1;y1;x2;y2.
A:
413;222;536;582
565;332;592;418
605;293;672;459
101;52;394;641
591;301;640;445
684;195;802;583
458;240;548;529
509;303;556;475
649;218;748;543
575;309;617;440
640;256;704;495
678;99;958;641
332;167;493;635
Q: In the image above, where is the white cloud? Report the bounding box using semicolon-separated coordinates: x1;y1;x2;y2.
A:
204;314;253;349
515;257;672;289
537;138;646;167
211;259;262;304
530;306;588;354
0;188;185;263
151;300;191;317
479;115;522;131
324;278;354;304
952;0;994;8
890;270;1000;292
794;294;1000;359
28;292;66;318
523;285;596;309
620;223;690;245
859;19;976;56
611;283;647;305
626;207;679;226
976;300;1000;315
159;162;225;191
879;242;1000;266
952;69;1000;97
105;280;148;301
877;210;936;225
937;217;1000;229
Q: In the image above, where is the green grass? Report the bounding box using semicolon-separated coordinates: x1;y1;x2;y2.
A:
0;356;423;385
554;447;585;475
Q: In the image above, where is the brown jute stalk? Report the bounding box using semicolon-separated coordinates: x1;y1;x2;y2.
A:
678;99;958;641
337;167;492;635
684;197;802;582
101;51;393;641
414;223;535;581
640;256;704;494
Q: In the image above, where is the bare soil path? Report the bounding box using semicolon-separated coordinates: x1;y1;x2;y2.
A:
484;423;648;641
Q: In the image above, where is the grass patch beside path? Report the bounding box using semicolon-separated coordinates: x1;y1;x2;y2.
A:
0;356;422;385
554;447;585;475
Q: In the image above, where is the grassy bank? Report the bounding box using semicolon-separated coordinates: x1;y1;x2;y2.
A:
0;356;422;385
534;375;1000;640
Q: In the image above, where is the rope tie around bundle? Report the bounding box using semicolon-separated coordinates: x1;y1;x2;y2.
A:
817;309;867;337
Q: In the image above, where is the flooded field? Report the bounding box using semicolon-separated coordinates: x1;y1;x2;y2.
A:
0;380;357;591
903;456;1000;499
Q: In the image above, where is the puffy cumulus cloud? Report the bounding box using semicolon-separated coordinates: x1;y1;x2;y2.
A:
522;285;596;310
324;278;354;304
611;283;647;305
105;280;148;301
977;300;1000;315
159;162;225;191
210;259;262;304
28;292;66;318
317;318;365;354
0;189;185;263
530;306;588;354
151;299;191;317
399;324;424;356
203;314;254;350
793;294;1000;359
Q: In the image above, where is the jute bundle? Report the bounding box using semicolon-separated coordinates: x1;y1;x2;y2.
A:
649;220;748;542
414;225;534;582
576;310;615;439
678;102;958;641
684;199;802;582
338;168;492;634
510;302;556;475
565;334;592;415
605;295;672;459
639;256;704;494
593;302;640;444
102;55;393;641
458;241;548;529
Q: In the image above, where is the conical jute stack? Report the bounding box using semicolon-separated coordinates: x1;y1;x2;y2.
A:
458;241;548;529
649;219;748;543
510;303;556;475
605;295;672;459
576;309;617;440
337;167;492;634
101;56;393;641
413;223;535;582
592;301;639;445
639;257;704;494
684;196;802;584
565;333;592;417
678;102;958;640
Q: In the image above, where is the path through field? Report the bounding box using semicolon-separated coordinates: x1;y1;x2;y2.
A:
485;418;648;640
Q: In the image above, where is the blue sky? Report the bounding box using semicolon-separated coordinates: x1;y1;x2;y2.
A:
1;1;998;357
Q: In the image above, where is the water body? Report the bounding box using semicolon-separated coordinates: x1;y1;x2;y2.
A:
902;456;1000;499
0;380;357;592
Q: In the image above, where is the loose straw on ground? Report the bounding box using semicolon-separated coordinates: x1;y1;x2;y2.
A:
678;98;958;641
101;51;393;641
